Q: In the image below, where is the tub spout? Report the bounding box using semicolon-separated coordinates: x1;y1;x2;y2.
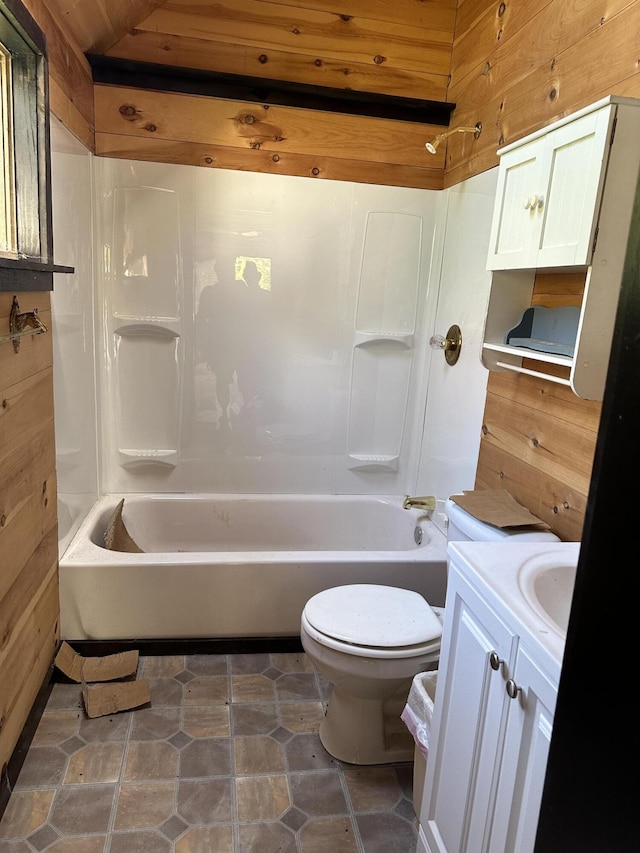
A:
403;495;436;511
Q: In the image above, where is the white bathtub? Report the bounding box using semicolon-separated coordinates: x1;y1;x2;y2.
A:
59;494;448;640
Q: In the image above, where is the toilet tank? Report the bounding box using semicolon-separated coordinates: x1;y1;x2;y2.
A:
445;498;560;543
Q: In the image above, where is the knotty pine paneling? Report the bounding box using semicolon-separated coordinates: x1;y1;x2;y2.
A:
96;0;456;188
0;291;58;775
130;0;453;77
94;84;446;189
0;558;59;774
45;0;163;54
94;131;445;189
106;29;449;102
445;0;640;187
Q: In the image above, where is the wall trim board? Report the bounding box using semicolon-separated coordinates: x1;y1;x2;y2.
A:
87;53;456;126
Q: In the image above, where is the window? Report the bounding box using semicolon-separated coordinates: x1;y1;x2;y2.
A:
0;0;71;290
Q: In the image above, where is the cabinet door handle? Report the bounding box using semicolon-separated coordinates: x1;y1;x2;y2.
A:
524;194;544;210
506;679;522;699
489;651;502;671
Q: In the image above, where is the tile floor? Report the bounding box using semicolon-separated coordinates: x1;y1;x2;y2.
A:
0;652;420;852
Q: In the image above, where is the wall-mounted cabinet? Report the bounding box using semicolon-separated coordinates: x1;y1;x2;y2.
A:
482;96;640;399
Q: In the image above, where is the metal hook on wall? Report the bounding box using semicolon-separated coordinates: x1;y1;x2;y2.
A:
4;295;48;353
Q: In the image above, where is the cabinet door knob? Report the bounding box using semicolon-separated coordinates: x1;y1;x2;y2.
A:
489;651;502;671
506;679;522;699
524;194;543;210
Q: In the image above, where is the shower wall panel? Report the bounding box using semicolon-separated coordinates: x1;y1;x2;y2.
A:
109;186;182;468
94;160;439;494
348;212;422;471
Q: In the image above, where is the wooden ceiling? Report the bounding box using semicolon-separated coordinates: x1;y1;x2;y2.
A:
45;0;456;104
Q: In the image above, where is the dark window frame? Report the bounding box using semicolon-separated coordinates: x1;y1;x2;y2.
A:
0;0;72;291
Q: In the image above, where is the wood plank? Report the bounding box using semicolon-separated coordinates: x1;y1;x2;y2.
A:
95;131;445;190
0;464;57;606
0;570;59;772
0;418;56;522
0;367;55;469
107;30;450;102
486;370;602;433
449;0;636;106
254;0;458;33
0;526;58;668
451;0;552;93
533;271;587;298
531;271;586;308
49;77;94;150
480;389;597;495
45;0;164;53
136;1;453;75
475;439;588;542
454;0;504;42
94;85;447;169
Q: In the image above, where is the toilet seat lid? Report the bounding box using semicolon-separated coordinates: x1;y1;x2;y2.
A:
304;584;442;648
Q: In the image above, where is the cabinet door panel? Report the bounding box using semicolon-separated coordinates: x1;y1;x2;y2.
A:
488;645;557;853
536;106;615;268
487;140;543;270
423;572;516;853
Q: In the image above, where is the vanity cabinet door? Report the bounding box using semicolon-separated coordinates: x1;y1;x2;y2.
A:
420;569;517;853
487;644;558;853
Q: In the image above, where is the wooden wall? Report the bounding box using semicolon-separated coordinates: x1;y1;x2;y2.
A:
445;0;640;186
0;293;58;774
0;0;89;786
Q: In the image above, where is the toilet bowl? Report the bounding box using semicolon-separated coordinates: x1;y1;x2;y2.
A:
301;496;560;766
300;584;442;764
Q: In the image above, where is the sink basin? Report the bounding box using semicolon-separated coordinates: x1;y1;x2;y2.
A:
518;552;578;636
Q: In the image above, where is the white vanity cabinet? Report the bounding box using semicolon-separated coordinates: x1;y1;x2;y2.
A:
417;545;563;853
482;95;640;399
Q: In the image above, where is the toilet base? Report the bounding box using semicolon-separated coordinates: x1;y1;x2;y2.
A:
319;682;415;765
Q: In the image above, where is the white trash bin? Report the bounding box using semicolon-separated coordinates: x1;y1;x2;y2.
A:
401;669;438;815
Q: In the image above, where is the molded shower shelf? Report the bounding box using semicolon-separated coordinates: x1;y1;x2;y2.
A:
114;323;180;338
347;454;399;471
118;449;179;468
353;332;414;348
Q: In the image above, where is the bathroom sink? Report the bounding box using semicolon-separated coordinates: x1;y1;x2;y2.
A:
518;553;578;636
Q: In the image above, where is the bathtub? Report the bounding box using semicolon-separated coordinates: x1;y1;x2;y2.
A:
58;494;448;640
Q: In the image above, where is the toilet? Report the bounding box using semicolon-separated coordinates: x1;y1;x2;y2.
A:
300;496;559;766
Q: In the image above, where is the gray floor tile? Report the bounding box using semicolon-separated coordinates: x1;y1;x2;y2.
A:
0;653;418;851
